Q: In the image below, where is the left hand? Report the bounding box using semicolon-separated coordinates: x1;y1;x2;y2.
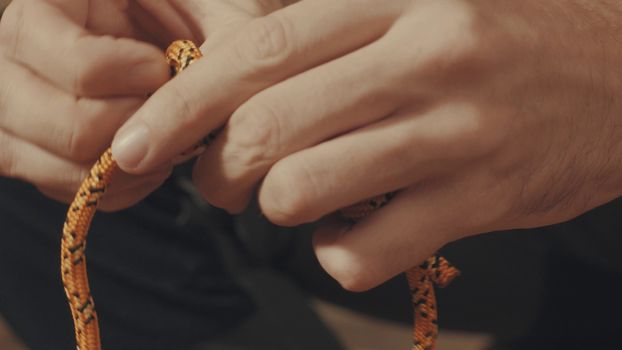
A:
112;0;622;291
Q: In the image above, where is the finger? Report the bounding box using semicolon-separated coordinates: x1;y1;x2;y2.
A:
1;127;170;196
45;0;135;38
111;0;406;173
0;122;170;193
135;0;202;45
85;1;138;38
192;37;402;212
0;129;89;189
125;1;178;49
0;59;143;162
37;168;171;212
100;174;170;212
0;0;168;97
257;102;487;226
312;175;496;292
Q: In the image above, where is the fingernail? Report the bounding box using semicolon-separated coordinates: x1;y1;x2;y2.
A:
112;124;150;170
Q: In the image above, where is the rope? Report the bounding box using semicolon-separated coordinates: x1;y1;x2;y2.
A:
60;40;459;350
60;40;201;350
341;195;459;350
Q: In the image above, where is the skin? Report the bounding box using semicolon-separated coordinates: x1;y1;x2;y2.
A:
110;0;622;291
3;0;622;291
0;0;279;210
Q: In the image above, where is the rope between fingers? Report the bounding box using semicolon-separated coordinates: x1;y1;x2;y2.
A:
61;40;459;350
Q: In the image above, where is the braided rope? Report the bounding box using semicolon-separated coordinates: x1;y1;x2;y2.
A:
61;40;201;350
61;149;115;350
61;41;458;350
341;194;459;350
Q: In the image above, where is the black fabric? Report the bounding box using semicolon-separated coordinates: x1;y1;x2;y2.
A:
0;174;253;350
0;169;344;350
516;199;622;350
492;250;622;350
488;198;622;350
550;197;622;273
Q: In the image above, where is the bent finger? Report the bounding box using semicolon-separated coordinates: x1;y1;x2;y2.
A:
193;38;402;212
312;175;496;292
0;130;88;189
111;0;406;173
0;59;143;162
258;103;486;226
0;127;170;192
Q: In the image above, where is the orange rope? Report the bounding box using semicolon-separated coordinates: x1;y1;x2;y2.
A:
61;41;458;350
61;149;116;350
341;194;459;350
60;40;201;350
406;257;459;350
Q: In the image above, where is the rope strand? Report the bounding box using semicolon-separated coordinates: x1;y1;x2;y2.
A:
61;41;458;350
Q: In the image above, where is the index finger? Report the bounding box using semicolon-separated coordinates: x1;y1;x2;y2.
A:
111;0;407;173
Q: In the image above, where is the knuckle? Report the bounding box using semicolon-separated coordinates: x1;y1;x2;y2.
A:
260;161;317;226
432;11;481;70
163;83;196;130
396;2;484;80
71;56;99;96
462;111;507;158
233;15;292;69
431;102;502;160
62;97;136;162
451;108;491;153
65;99;102;161
228;100;282;168
66;119;92;161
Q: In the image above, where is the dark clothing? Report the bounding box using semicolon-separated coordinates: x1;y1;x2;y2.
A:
466;199;622;350
512;200;622;350
2;158;622;350
0;173;342;350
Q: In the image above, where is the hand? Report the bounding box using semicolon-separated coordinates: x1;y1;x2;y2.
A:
111;0;622;290
0;0;212;210
0;0;178;210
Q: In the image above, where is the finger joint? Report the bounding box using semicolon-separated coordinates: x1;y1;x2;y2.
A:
228;100;283;169
232;15;292;71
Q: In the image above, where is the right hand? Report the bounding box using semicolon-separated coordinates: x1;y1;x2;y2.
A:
0;0;178;211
